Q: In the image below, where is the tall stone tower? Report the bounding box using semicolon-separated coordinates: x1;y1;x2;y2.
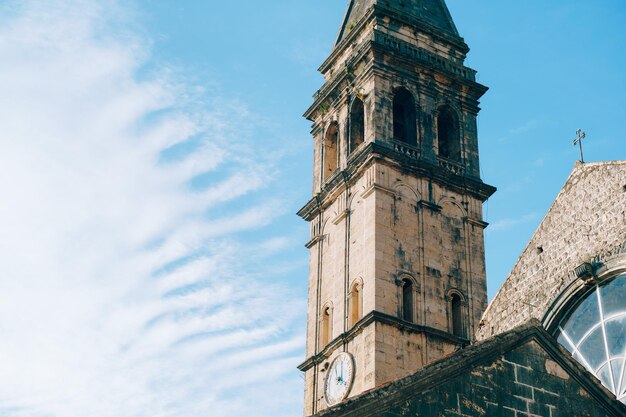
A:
297;0;496;415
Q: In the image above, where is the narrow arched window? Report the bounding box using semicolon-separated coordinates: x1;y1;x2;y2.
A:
402;279;414;322
393;88;417;145
349;282;362;327
320;306;332;347
451;293;464;337
437;106;461;161
323;123;339;181
349;98;365;155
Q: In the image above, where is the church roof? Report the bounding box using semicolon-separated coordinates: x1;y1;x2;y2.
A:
314;319;626;417
335;0;460;45
478;160;626;340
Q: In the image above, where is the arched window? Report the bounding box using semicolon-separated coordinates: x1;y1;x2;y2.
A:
320;305;332;347
402;279;414;323
553;273;626;403
349;281;363;327
437;106;461;161
323;123;339;181
393;88;417;146
450;293;464;337
349;98;365;155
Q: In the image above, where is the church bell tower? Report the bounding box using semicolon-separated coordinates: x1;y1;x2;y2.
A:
298;1;496;415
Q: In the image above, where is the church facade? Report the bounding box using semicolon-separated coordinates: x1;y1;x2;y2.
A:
298;0;626;416
479;160;626;404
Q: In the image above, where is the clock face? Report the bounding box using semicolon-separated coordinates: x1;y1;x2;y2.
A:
324;352;355;406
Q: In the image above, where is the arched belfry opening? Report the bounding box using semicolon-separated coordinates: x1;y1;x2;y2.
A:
393;88;417;146
323;123;339;181
349;98;365;155
437;105;461;161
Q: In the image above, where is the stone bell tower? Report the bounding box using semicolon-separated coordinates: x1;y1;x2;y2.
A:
297;0;496;415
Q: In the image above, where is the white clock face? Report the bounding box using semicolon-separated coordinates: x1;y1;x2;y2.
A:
324;352;355;406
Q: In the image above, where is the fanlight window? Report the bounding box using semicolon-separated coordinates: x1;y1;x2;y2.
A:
554;274;626;403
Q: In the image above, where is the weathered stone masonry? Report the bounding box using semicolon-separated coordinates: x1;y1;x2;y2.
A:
478;161;626;340
299;0;496;414
314;321;626;417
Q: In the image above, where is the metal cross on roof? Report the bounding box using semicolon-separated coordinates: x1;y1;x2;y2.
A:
573;129;588;163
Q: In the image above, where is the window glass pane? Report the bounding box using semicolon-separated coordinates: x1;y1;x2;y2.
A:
557;332;575;351
610;359;623;394
605;317;626;357
562;290;600;345
600;277;626;318
577;328;607;372
597;364;614;392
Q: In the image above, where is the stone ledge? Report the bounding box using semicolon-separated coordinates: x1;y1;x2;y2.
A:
298;311;467;372
297;141;497;221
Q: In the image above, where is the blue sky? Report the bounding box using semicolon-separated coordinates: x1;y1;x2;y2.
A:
0;1;624;417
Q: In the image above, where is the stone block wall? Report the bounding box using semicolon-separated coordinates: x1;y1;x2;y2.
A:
372;163;488;339
303;158;492;415
315;325;626;417
392;341;615;417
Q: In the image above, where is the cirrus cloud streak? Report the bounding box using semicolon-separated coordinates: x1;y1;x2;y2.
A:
0;1;304;416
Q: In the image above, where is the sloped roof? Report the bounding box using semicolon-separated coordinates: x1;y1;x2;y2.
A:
336;0;459;45
314;319;626;417
478;160;626;340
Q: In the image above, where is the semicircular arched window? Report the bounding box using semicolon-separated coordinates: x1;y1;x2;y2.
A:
554;273;626;403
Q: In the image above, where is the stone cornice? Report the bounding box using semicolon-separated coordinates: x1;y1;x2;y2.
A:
297;141;496;221
417;200;441;212
320;7;376;74
304;42;373;121
307;8;483;122
372;4;469;53
298;310;468;372
304;235;322;249
306;33;484;122
466;217;489;228
323;4;469;75
370;30;480;86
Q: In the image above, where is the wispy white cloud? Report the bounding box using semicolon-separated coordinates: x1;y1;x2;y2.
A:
509;119;540;135
500;175;534;195
488;212;542;232
495;118;542;143
0;1;304;416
